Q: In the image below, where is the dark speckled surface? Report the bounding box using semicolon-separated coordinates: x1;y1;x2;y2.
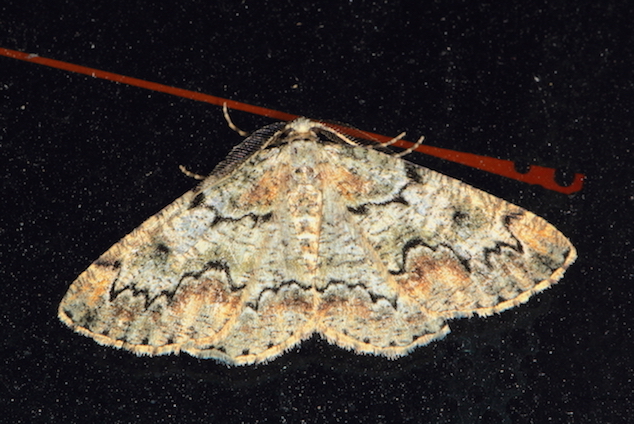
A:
1;1;632;423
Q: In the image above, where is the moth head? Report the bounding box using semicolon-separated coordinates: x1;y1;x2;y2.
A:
280;118;360;148
286;117;316;134
281;118;322;144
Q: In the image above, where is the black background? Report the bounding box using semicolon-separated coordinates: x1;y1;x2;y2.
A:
1;1;632;423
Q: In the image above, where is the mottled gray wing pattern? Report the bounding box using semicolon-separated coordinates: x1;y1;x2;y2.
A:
313;144;575;357
59;143;319;365
59;118;576;365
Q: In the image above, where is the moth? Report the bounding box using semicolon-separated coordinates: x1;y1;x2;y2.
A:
59;118;576;365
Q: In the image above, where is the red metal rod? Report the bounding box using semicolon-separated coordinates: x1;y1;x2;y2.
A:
1;47;583;194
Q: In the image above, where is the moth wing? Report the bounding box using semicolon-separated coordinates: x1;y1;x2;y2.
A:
59;147;317;365
392;161;576;318
314;145;576;357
